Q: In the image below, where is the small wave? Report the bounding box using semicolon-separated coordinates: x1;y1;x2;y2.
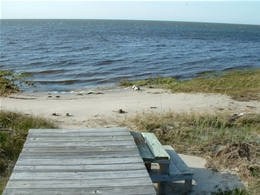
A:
7;41;16;45
156;44;166;47
82;46;90;50
223;65;252;71
29;62;44;66
95;59;124;66
34;79;78;85
39;69;66;74
67;61;79;65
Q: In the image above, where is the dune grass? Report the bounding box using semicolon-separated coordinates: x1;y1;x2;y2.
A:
119;68;260;101
0;110;56;193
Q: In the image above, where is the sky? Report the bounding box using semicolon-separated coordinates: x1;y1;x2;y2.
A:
1;0;260;25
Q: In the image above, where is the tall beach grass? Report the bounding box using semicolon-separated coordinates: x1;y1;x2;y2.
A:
120;68;260;101
0;110;56;193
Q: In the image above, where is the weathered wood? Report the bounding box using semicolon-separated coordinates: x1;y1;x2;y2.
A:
142;133;170;160
16;156;144;166
27;135;133;142
21;145;138;153
3;128;156;195
24;140;137;147
5;178;152;188
19;151;141;159
130;131;154;161
27;131;130;137
3;186;157;195
150;172;194;182
13;163;145;172
9;169;150;180
157;163;170;195
28;127;130;133
163;145;193;175
164;145;193;194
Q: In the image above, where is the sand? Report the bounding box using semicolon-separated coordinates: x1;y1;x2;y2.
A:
1;87;259;128
1;87;260;194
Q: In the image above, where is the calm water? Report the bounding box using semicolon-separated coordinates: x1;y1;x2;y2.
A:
1;19;260;92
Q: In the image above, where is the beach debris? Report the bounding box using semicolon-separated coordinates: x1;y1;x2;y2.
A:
239;112;247;117
229;112;247;122
8;96;36;100
66;113;70;116
246;105;256;109
118;109;125;113
86;91;104;95
51;113;59;116
113;109;127;114
132;85;140;91
77;93;83;96
150;106;157;109
47;95;52;98
55;95;60;98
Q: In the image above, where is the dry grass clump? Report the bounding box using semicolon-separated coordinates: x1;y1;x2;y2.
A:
0;70;33;96
0;110;56;193
0;71;19;96
119;68;260;101
115;110;260;193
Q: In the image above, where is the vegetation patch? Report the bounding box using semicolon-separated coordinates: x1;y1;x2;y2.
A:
0;70;33;96
119;68;260;101
0;110;56;193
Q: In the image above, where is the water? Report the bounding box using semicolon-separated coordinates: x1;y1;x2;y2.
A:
1;19;260;92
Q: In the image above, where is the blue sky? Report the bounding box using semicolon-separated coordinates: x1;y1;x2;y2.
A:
1;1;260;25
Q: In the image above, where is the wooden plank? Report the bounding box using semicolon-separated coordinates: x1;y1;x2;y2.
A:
150;173;194;182
27;131;130;137
19;151;141;159
15;156;144;166
163;145;193;175
21;145;138;153
13;163;145;172
9;169;150;180
27;135;133;142
3;186;156;195
28;127;130;133
5;177;153;189
23;140;136;147
130;131;154;161
142;133;170;159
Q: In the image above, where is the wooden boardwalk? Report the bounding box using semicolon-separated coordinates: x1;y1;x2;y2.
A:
3;127;156;195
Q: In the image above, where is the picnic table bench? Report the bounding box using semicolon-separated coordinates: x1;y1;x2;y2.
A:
131;131;194;195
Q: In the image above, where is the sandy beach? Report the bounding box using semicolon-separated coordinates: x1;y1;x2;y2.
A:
1;87;260;129
1;87;260;194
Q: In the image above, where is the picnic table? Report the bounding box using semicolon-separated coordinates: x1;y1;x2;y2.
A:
131;131;194;195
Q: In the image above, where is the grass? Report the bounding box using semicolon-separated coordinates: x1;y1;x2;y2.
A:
0;110;56;193
213;187;252;195
119;68;260;101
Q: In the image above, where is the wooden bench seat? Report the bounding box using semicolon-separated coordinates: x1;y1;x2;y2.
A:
131;131;193;195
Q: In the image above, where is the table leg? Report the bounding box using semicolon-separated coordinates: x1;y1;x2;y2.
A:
157;163;169;195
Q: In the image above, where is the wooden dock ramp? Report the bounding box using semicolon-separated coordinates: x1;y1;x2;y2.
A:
3;128;156;195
